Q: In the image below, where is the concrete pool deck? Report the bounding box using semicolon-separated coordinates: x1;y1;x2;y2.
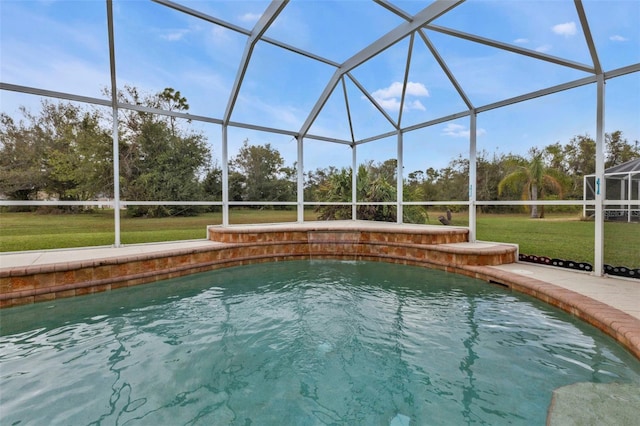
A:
1;222;639;362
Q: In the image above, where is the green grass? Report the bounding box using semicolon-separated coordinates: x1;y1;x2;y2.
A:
1;210;638;268
0;209;319;251
475;213;640;266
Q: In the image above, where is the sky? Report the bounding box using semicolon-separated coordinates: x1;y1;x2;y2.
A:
1;0;639;175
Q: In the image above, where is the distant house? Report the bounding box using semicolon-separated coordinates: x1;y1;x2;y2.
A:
584;158;640;222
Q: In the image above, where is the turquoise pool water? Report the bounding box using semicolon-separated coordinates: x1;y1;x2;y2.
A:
1;260;639;425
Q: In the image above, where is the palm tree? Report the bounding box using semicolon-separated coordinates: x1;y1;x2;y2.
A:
315;167;353;220
498;150;563;218
314;161;429;223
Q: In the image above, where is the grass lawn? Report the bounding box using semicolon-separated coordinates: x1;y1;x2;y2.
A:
476;213;639;267
0;209;318;251
1;210;638;268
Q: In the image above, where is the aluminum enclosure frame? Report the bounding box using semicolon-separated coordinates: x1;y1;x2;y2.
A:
1;0;639;276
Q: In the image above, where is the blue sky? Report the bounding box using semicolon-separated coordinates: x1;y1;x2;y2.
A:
1;0;639;174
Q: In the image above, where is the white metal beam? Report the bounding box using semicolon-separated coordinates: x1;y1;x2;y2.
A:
346;73;398;129
153;0;250;35
605;63;640;79
372;0;413;22
397;33;415;128
299;71;343;138
223;0;288;124
352;145;358;220
355;130;400;146
574;0;602;75
417;30;474;110
304;134;353;145
397;130;404;223
341;1;464;73
227;120;297;137
117;102;223;125
426;24;595;74
0;82;111;107
297;136;304;222
106;0;121;248
222;125;229;226
341;77;356;143
375;2;475;111
299;0;465;137
475;75;597;114
153;0;339;68
594;75;605;275
468;111;477;242
262;37;340;68
400;110;471;135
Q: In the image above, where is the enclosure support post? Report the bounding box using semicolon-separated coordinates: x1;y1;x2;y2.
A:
583;176;588;218
594;75;605;276
397;131;403;224
626;175;631;222
107;0;121;248
352;144;357;220
468;111;477;242
222;125;229;226
297;136;304;223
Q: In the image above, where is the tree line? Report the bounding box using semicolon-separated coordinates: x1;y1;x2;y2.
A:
1;87;638;221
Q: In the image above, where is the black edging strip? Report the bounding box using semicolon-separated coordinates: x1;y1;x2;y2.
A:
518;254;639;280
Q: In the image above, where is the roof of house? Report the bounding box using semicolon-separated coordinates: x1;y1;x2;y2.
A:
606;158;640;175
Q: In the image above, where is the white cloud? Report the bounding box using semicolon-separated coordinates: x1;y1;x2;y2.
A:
609;35;629;42
372;81;429;99
376;97;401;111
160;29;189;41
406;100;426;111
371;81;402;100
535;44;552;53
369;81;429;112
441;123;486;138
209;26;234;47
552;21;577;37
514;38;529;44
239;12;261;24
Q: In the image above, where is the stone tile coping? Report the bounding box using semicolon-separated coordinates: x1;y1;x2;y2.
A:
207;220;469;234
0;240;222;270
493;263;640;321
475;264;640;360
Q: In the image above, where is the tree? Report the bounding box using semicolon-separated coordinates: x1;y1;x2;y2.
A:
498;150;564;218
304;166;336;202
201;162;223;207
476;151;512;211
156;87;190;137
116;86;211;217
357;162;396;221
228;139;295;204
0;111;48;202
313;160;428;223
0;102;112;206
606;130;640;168
314;167;353;220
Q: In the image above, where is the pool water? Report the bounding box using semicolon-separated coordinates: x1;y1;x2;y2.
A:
1;260;639;425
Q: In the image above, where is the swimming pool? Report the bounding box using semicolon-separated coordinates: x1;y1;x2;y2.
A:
1;260;639;425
